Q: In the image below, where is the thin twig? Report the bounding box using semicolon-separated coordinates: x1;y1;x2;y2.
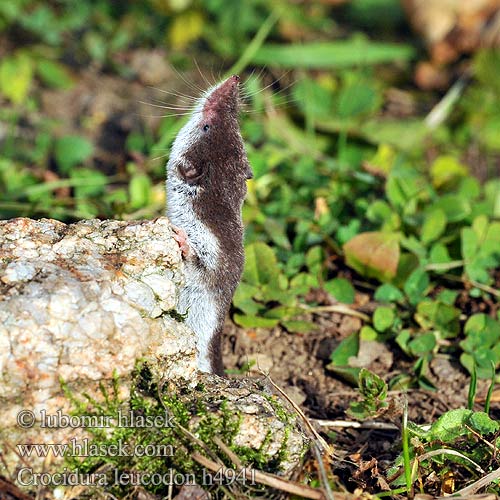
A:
417;448;485;474
262;372;336;500
301;304;371;322
263;373;333;457
425;72;471;129
312;419;399;431
191;452;327;500
212;435;243;469
441;273;500;298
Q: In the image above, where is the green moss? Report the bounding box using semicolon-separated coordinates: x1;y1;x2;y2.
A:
164;308;188;322
263;393;293;424
58;367;298;498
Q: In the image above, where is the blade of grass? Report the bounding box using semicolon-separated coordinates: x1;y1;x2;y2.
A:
402;396;412;495
484;361;495;415
226;7;282;77
467;363;477;410
18;174;121;198
251;40;415;69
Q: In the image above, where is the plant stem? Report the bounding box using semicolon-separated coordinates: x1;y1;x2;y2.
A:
227;8;282;77
402;398;412;495
424;260;464;272
302;304;370;322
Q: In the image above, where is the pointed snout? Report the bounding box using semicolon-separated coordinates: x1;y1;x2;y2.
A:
203;75;241;115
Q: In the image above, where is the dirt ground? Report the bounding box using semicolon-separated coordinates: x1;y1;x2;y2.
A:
222;290;498;493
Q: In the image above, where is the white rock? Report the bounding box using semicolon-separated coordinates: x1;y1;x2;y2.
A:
1;261;36;283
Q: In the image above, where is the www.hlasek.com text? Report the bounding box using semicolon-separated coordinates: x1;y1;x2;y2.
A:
17;438;174;458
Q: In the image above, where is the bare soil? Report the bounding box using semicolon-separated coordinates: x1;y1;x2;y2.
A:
222;296;497;493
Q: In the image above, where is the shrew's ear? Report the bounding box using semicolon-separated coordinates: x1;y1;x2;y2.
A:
178;158;205;184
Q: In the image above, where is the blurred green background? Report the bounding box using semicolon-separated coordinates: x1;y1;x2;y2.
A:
1;0;499;384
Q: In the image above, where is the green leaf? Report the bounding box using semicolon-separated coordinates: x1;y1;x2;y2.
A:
325;365;361;386
71;168;107;198
427;409;499;442
36;59;73;89
404;267;430;305
358;367;387;401
263;218;291;249
305;246;324;276
374;283;404;302
54;135;94;174
396;329;411;355
344;231;400;282
360;118;428;150
385;166;428;210
337;219;361;245
289;272;318;295
463;314;500;348
484;179;500;218
433;194;471;222
366;199;394;224
329;331;360;366
263;305;302;320
461;227;479;261
260;285;296;305
373;306;395;332
0;52;33;104
292;78;334;119
461;350;498;379
460;314;500;377
415;300;460;338
83;31;107;63
430;155;468;188
429;243;452;268
129;174;152;209
360;325;378;340
324;278;355;304
337;82;377;119
427;409;473;442
482;221;500;257
243;242;279;286
436;289;458;305
408;332;436;355
421;209;447;244
252;40;415;68
233;283;261;316
468;411;500;435
233;314;279;329
282;320;317;334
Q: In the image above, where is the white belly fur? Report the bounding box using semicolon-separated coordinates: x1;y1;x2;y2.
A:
177;264;219;372
167;177;221;373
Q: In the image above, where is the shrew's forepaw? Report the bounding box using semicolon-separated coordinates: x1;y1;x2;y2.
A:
172;225;191;258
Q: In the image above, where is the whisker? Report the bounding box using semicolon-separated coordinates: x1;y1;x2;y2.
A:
149;96;195;108
139;100;195;111
150;152;171;162
246;65;267;85
147;85;199;102
243;70;293;98
171;65;205;94
194;58;212;88
136;111;200;119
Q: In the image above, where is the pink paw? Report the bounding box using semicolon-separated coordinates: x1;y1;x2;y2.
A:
172;226;190;258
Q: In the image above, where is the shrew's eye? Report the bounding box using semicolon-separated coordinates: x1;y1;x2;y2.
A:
202;124;210;132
